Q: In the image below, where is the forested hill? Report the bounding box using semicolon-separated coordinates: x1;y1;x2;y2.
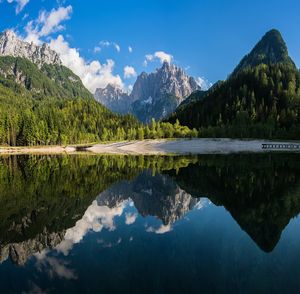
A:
0;56;140;146
0;56;93;100
232;29;296;76
167;29;300;139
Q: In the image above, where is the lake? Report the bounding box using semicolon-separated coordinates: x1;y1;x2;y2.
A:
0;154;300;293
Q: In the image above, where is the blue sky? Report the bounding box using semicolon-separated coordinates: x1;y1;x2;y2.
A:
1;0;300;92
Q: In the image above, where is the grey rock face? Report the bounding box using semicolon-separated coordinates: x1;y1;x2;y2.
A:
94;84;133;114
0;30;62;68
94;62;200;122
131;61;200;104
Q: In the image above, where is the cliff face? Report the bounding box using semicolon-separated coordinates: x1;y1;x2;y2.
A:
131;62;200;104
94;62;200;122
94;84;133;114
0;30;62;68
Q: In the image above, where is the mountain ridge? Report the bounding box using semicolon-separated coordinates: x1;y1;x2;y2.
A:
94;61;200;122
0;30;62;68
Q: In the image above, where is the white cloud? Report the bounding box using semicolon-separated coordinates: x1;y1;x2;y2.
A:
24;5;72;44
123;65;137;79
98;40;120;53
196;77;212;91
6;0;29;14
23;6;123;92
128;46;133;53
50;35;123;93
125;212;137;225
39;6;72;36
144;51;173;66
99;40;110;47
114;43;120;52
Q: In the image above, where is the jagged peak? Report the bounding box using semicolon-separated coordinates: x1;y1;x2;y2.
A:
1;29;17;39
0;29;62;67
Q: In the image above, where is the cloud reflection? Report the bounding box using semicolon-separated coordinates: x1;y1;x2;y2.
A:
125;212;137;225
56;200;126;255
146;224;172;234
35;250;77;280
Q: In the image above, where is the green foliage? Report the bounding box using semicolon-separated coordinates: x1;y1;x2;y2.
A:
0;56;197;146
0;56;92;100
232;29;296;76
0;83;140;145
168;63;300;139
0;154;197;243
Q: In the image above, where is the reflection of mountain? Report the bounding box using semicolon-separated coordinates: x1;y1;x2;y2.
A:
2;153;300;265
0;230;65;265
0;155;196;264
98;170;199;225
166;154;300;252
0;155;139;264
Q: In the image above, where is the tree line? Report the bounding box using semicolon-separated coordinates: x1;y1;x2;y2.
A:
168;63;300;139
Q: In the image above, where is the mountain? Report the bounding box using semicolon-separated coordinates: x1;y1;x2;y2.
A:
232;29;296;75
0;30;92;100
94;84;133;114
94;61;200;123
131;62;200;122
0;30;140;146
0;155;196;264
97;170;199;225
0;30;61;68
167;29;300;139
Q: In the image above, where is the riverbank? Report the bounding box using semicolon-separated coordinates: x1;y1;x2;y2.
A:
1;138;299;155
0;145;77;154
87;139;300;155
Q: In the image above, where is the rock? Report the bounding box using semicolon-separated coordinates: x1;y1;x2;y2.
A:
94;61;200;122
0;30;62;68
94;84;133;114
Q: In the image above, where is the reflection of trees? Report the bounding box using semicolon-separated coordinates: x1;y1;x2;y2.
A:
166;154;300;252
0;154;197;264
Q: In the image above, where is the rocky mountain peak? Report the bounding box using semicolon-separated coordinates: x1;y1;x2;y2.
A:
94;83;133;114
94;62;200;122
0;30;62;68
95;84;127;101
131;62;200;102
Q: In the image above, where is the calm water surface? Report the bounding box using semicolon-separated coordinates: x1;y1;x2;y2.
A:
0;154;300;293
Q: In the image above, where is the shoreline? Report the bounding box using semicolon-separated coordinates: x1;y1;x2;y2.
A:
0;138;300;155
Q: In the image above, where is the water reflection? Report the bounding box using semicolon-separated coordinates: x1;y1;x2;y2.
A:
1;154;300;293
166;154;300;251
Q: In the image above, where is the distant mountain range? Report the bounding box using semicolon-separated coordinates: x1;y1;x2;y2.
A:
0;27;299;143
167;29;300;139
95;61;200;123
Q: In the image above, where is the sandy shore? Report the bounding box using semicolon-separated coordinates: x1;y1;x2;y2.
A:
0;139;299;155
87;138;300;155
0;146;76;155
